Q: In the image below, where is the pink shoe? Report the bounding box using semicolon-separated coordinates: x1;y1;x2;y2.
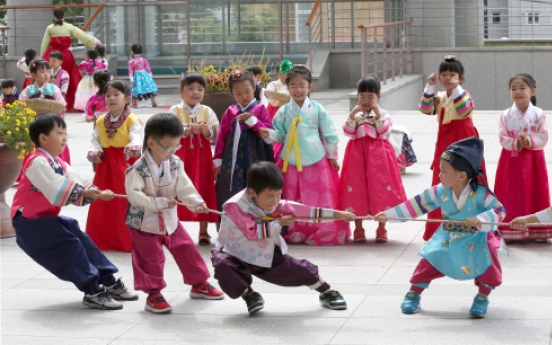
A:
190;282;224;300
375;227;388;243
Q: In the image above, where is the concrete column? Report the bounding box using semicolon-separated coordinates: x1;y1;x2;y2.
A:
6;0;52;57
406;0;455;48
454;0;482;47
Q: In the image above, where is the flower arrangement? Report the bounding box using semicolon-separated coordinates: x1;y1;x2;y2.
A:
0;101;36;159
188;51;272;94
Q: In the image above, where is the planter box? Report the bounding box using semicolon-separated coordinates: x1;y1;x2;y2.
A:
202;93;236;123
0;144;22;238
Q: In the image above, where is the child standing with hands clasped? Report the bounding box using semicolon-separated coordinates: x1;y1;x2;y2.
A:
212;162;355;315
126;113;223;314
340;76;406;243
75;49;106;110
86;80;143;252
169;72;220;245
375;137;506;318
261;66;350;245
213;70;274;212
494;74;551;242
418;55;486;241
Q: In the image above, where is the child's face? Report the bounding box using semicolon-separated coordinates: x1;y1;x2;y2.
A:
2;86;14;95
104;85;130;114
39;123;67;157
358;91;380;112
253;74;261;83
181;82;205;107
249;188;282;211
287;76;311;105
31;66;50;86
147;135;181;162
510;78;535;109
231;80;255;107
438;70;462;91
439;160;465;189
49;57;62;71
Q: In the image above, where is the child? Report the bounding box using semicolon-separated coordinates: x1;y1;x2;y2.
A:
96;45;108;70
19;59;70;166
245;65;264;102
17;48;36;90
213;69;274;213
375;137;506;318
85;69;111;123
261;66;350;245
75;49;106;111
168;72;219;245
212;162;355;315
418;55;486;241
1;79;19;107
128;43;158;108
125;113;224;314
494;73;551;242
86;80;143;252
48;51;70;100
340;76;406;243
11;114;138;310
389;125;417;174
265;60;291;119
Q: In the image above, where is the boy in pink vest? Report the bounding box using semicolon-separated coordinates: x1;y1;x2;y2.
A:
49;51;70;99
11;114;138;310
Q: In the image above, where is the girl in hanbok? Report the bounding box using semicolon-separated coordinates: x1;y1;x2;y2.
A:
75;50;106;111
128;44;158;108
17;48;36;91
169;72;220;245
213;70;274;213
41;7;102;112
265;60;291;119
260;66;350;245
340;76;406;243
494;73;551;242
18;59;70;182
418;55;486;241
85;69;111;123
86;80;143;252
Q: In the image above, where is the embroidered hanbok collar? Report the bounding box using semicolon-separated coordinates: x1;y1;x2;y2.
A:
513;102;533;118
237;99;257;113
291;97;311;114
144;149;172;186
450;184;471;211
104;108;130;139
51;67;62;78
182;102;200;117
238;191;278;218
37;148;61;169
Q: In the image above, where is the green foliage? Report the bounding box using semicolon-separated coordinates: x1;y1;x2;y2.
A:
227;5;278;42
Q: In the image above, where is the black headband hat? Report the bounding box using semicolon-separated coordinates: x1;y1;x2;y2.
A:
440;137;485;191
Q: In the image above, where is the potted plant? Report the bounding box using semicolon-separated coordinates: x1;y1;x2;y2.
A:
0;101;36;238
187;52;273;122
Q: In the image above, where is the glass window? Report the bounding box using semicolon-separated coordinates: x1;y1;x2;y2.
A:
492;12;500;24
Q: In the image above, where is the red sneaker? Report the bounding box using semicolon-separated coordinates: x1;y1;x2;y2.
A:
145;291;172;313
190;282;224;300
376;227;388;243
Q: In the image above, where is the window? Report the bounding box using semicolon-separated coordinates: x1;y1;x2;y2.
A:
528;12;540;25
492;12;500;24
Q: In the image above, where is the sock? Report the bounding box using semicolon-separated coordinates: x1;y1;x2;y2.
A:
103;275;117;287
478;283;494;296
410;283;429;295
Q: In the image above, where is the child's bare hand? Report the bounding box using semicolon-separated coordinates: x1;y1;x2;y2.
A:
466;217;481;228
449;76;460;89
195;203;208;213
510;216;529;230
183;125;193;137
336;211;356;222
201;124;211;136
91;156;102;164
129;150;141;158
236;112;253;122
99;189;115;201
350;104;363;119
428;73;437;86
192;124;202;135
279;215;294;226
167;197;178;208
259;128;270;139
328;158;340;172
372;104;381;119
214;166;221;181
82;188;102;200
374;212;387;222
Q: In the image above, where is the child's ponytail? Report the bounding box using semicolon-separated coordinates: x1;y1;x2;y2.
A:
24;48;37;66
93;69;112;95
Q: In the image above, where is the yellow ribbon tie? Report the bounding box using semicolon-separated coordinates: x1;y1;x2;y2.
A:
282;116;302;173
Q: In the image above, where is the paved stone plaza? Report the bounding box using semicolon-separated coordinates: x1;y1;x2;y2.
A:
2;90;552;345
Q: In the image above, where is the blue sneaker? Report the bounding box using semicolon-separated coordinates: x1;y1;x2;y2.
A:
243;291;264;316
401;291;421;314
469;293;489;318
319;290;347;310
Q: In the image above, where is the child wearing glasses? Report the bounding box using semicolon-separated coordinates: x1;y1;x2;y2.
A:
125;113;224;314
86;80;143;252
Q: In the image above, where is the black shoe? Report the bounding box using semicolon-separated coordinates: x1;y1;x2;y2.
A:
243;291;264;315
319;289;347;310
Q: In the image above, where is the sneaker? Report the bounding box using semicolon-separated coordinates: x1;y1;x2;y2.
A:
190;282;224;300
106;278;139;301
469;293;489;318
243;291;264;315
535;239;548;243
376;227;388;243
145;291;172;314
401;291;421;314
319;289;347;310
83;288;123;310
353;228;366;243
198;233;211;246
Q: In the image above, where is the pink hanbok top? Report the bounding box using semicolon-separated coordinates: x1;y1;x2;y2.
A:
19;83;66;109
128;55;152;82
499;102;548;154
85;93;107;122
342;108;392;140
78;60;106;75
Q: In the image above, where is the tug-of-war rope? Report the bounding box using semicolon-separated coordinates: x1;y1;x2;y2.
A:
112;194;552;227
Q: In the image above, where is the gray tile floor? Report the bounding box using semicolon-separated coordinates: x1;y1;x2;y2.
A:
2;91;552;345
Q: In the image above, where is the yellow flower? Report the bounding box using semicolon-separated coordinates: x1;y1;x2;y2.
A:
7;130;11;135
20;142;25;146
15;127;19;131
17;154;23;160
25;129;29;134
14;145;19;149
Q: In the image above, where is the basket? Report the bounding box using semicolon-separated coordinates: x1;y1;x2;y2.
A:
264;90;291;103
23;99;66;116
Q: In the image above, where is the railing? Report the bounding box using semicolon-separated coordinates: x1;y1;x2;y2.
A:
306;0;323;71
359;19;413;84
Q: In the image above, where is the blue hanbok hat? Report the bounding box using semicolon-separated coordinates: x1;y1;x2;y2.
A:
440;137;486;191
